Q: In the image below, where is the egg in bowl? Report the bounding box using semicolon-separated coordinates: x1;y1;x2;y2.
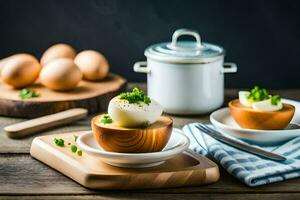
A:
229;86;295;130
91;88;173;153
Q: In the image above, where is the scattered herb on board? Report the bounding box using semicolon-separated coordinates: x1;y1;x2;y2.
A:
19;88;39;99
119;87;151;105
77;150;82;156
54;138;64;147
271;95;281;105
53;138;82;156
74;135;78;142
70;145;77;153
100;114;113;124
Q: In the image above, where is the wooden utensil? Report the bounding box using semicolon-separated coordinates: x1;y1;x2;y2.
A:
30;131;220;190
0;73;126;118
4;108;88;139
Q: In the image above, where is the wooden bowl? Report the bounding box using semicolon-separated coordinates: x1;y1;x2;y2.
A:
229;99;295;130
91;115;173;153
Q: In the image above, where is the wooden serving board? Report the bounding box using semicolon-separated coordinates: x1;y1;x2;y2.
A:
0;73;126;118
30;131;220;190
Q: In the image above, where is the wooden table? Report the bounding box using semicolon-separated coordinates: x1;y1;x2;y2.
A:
1;83;300;200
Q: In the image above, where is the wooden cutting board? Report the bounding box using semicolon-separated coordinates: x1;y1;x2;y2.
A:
30;131;220;190
0;73;126;118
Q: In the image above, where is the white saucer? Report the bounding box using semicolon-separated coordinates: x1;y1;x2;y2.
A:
210;98;300;145
76;128;190;168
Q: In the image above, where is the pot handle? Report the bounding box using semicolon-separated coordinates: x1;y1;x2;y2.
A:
169;28;203;50
133;61;150;73
222;62;237;73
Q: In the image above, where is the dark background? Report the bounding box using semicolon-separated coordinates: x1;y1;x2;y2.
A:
0;0;299;88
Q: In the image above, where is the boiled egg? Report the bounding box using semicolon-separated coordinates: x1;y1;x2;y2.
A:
40;58;82;91
238;91;252;107
108;96;163;128
40;43;76;66
74;50;109;81
1;54;41;88
252;99;283;112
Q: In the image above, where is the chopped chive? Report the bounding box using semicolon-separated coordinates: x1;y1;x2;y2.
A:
19;88;39;99
54;138;64;147
74;135;78;142
100;114;113;124
77;150;82;156
70;145;77;153
271;95;281;105
119;87;151;105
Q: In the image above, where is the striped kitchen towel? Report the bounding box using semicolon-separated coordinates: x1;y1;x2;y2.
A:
183;123;300;187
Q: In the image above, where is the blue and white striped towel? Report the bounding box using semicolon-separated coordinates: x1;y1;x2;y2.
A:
183;123;300;187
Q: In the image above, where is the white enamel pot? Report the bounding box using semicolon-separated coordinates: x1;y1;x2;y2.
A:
134;28;237;115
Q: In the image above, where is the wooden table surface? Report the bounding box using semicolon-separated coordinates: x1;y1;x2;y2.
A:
1;83;300;200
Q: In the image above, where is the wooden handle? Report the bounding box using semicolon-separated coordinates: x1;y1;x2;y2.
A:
4;108;88;139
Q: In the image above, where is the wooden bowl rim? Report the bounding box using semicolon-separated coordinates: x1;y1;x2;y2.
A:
228;99;295;114
92;114;173;131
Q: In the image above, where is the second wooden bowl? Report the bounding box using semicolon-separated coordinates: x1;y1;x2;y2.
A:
229;99;295;130
91;115;173;153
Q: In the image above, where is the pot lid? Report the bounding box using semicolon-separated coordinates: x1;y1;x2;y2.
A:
145;28;225;63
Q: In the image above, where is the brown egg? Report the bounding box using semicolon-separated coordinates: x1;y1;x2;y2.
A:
0;56;12;76
40;43;76;66
74;50;109;81
1;54;41;88
40;58;82;91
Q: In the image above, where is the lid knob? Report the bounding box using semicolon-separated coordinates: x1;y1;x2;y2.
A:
168;28;203;51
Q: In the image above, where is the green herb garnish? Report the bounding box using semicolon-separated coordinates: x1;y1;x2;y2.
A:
77;150;82;156
54;138;64;147
271;95;281;105
100;114;113;124
119;87;151;105
19;88;39;99
70;145;77;153
74;135;78;142
247;86;270;102
246;86;281;105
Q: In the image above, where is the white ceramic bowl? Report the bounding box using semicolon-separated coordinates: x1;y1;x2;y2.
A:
210;98;300;145
77;128;190;168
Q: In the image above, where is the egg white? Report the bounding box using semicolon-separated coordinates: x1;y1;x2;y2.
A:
252;99;283;112
108;96;163;128
238;91;252;107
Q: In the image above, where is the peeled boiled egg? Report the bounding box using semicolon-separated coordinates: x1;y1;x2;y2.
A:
1;54;41;88
108;96;163;128
74;50;109;81
238;91;252;107
40;43;76;66
40;58;82;91
252;99;283;112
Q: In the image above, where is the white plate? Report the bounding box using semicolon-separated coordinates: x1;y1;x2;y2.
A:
210;98;300;145
77;128;190;168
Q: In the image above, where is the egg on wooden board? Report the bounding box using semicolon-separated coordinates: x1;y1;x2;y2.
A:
40;43;76;66
74;50;109;81
108;96;163;128
0;56;13;76
1;54;41;88
40;58;82;91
